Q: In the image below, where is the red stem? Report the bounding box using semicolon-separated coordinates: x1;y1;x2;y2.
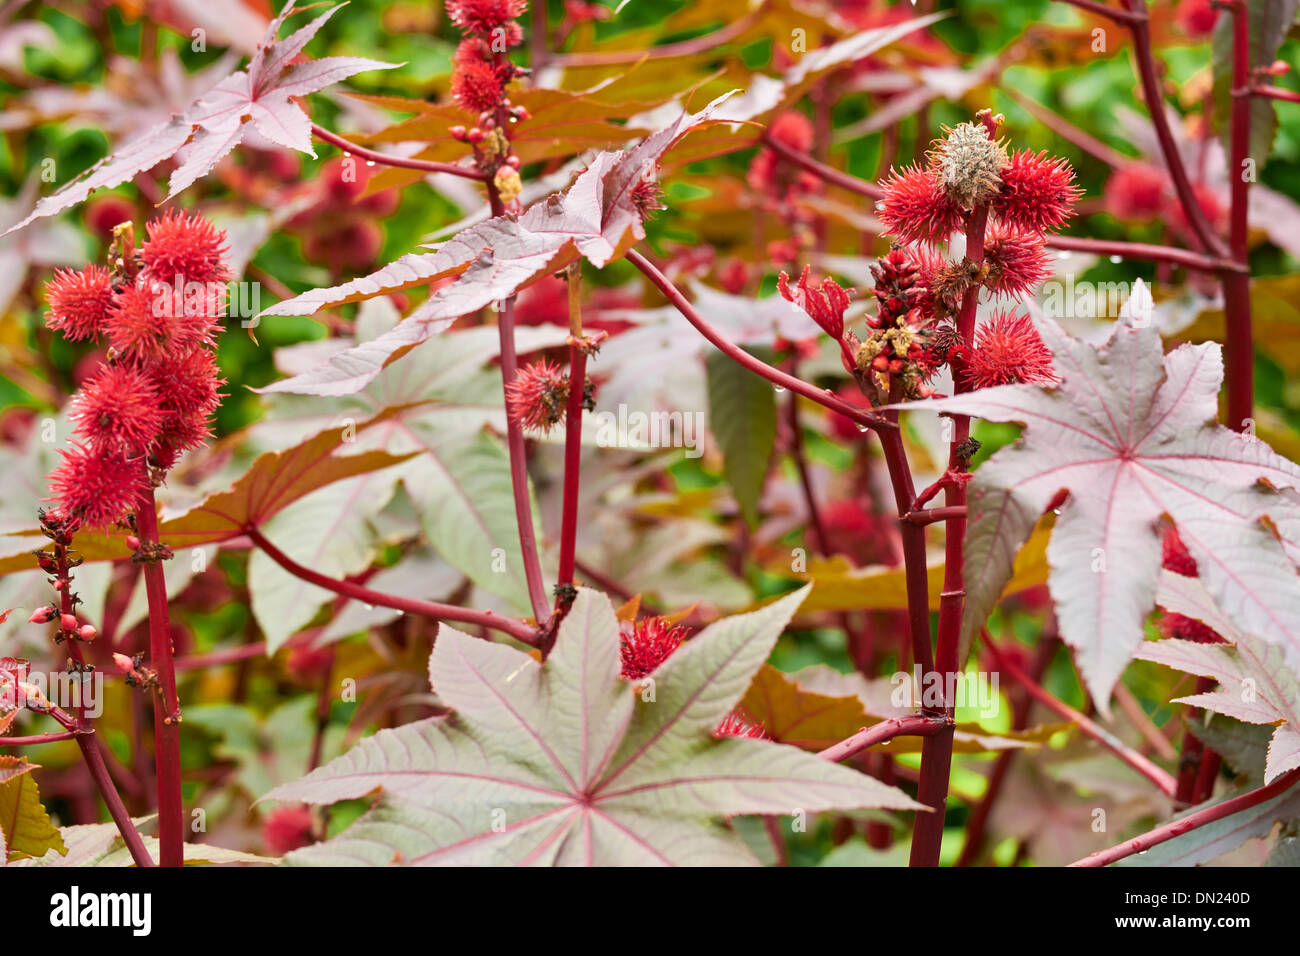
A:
1252;84;1300;104
1044;235;1241;273
135;491;184;868
1052;0;1144;24
760;132;882;199
1070;768;1300;867
245;526;541;644
557;345;587;591
877;419;936;676
1224;0;1254;433
818;715;950;763
1123;0;1229;257
310;124;487;180
496;297;553;624
2;730;79;746
985;633;1178;797
903;505;967;527
77;732;155;867
625;250;893;434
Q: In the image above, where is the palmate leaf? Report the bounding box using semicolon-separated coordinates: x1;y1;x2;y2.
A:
1;1;396;237
0;756;66;861
266;586;921;866
1139;571;1300;784
896;316;1300;712
254;95;736;397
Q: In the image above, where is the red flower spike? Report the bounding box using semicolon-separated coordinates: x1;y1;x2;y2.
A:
445;0;527;38
778;266;850;341
505;359;571;433
619;616;687;681
47;443;147;529
140;209;232;287
990;150;1082;235
962;312;1057;390
713;710;766;739
877;165;965;246
983;225;1052;299
45;266;116;341
70;364;165;456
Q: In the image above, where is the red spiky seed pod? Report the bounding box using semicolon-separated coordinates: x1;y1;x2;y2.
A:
1103;164;1168;222
991;149;1082;235
876;165;966;246
983;226;1052;299
445;0;526;39
104;283;180;362
140;209;232;287
45;265;116;341
451;55;507;114
148;348;225;457
619;616;687;681
961;312;1057;390
46;443;147;529
505;360;572;433
69;364;166;456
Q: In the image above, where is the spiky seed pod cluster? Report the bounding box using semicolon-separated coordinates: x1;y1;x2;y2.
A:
43;210;229;529
959;312;1057;390
445;1;528;183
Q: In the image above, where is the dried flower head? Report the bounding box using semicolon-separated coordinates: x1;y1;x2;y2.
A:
619;616;687;681
991;149;1081;235
45;266;116;341
929;122;1008;211
961;312;1057;390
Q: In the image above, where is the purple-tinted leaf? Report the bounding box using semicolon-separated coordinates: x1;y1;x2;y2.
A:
266;586;920;866
894;317;1300;711
1;1;397;238
254;96;735;397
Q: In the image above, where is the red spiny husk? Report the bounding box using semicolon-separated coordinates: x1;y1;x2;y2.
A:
45;265;116;341
619;616;687;681
105;283;180;362
877;165;966;246
70;364;165;456
451;49;507;114
505;359;570;432
148;348;225;459
46;442;148;529
962;312;1057;389
778;265;850;340
445;0;526;38
141;209;232;286
713;710;766;739
990;149;1082;235
983;225;1052;298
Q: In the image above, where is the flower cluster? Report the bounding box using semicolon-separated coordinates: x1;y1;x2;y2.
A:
445;0;529;204
504;359;595;433
44;211;229;528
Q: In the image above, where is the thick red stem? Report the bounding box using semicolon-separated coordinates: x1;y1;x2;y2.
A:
135;491;184;867
818;715;950;763
310;124;487;180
